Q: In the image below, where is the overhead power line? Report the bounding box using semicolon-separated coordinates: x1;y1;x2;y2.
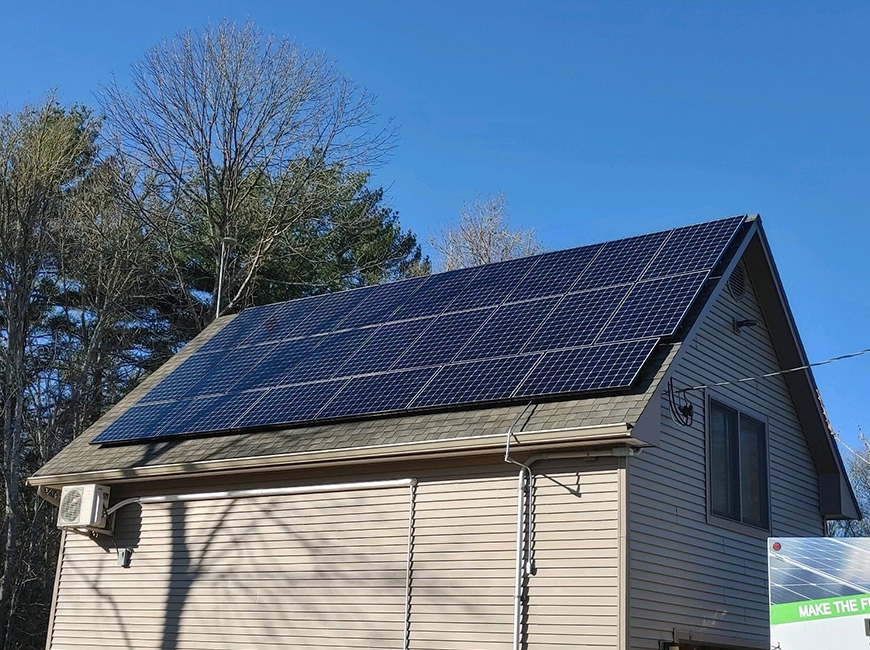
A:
679;347;870;394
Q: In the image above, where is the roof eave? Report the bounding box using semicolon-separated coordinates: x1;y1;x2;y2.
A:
744;222;859;520
28;421;636;488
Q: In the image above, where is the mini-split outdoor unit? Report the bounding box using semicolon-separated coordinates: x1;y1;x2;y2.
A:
57;484;111;531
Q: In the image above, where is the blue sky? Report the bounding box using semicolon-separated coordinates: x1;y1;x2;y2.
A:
2;1;868;451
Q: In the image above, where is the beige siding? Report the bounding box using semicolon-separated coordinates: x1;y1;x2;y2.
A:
409;472;517;649
628;269;824;649
48;458;622;649
527;459;621;650
50;486;412;650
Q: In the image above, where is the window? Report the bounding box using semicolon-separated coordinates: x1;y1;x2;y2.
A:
708;399;769;529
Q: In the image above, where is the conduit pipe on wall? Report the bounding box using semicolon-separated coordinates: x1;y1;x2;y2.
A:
105;477;418;650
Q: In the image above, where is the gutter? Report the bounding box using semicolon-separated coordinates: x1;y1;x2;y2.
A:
30;421;636;488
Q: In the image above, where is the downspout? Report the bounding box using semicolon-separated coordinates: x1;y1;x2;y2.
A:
505;405;534;650
504;408;642;650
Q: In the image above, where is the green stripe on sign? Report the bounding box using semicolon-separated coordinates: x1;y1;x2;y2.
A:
770;594;870;624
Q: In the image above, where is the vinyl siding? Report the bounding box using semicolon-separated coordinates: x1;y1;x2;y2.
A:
50;486;412;649
526;459;621;650
48;458;622;650
628;268;824;649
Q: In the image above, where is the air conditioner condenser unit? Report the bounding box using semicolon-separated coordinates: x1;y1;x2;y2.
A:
57;484;111;531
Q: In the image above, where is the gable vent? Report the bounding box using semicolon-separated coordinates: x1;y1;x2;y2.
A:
727;263;746;301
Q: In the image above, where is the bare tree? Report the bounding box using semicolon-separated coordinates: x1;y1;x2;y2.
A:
428;191;544;271
829;430;870;536
101;20;395;322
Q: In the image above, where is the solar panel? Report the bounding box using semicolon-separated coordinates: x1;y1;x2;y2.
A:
454;298;558;361
185;343;279;398
239;297;327;347
138;352;225;404
230;336;322;392
92;215;747;445
524;286;629;353
91;401;186;443
289;329;375;383
160;391;264;437
392;308;494;369
292;287;374;337
596;271;708;343
235;379;350;429
642;215;744;279
506;244;602;301
411;354;542;409
446;255;539;311
339;277;428;328
572;230;669;291
336;318;435;376
319;367;436;419
196;306;265;353
393;266;480;320
516;339;658;397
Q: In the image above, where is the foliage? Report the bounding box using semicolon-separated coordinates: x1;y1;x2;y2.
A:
0;23;425;648
101;19;398;322
0;19;428;648
428;191;544;271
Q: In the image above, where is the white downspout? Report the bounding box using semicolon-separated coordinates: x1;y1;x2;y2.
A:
504;405;641;650
505;405;534;650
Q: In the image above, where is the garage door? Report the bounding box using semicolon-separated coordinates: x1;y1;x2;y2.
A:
49;481;414;650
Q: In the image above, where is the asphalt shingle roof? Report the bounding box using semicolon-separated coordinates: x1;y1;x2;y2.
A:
33;310;677;482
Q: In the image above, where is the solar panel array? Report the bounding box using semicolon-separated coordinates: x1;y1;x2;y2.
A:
92;216;746;444
769;537;870;605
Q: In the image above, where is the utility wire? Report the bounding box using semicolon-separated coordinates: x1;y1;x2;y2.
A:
679;347;870;394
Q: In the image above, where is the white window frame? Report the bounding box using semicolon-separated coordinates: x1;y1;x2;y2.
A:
706;393;771;536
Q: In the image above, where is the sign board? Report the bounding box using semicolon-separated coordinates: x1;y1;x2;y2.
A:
769;537;870;648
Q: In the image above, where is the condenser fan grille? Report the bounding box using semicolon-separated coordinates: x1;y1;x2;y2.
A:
60;488;83;523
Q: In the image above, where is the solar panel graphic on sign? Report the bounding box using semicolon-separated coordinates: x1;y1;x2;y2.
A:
769;537;870;605
91;215;747;445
